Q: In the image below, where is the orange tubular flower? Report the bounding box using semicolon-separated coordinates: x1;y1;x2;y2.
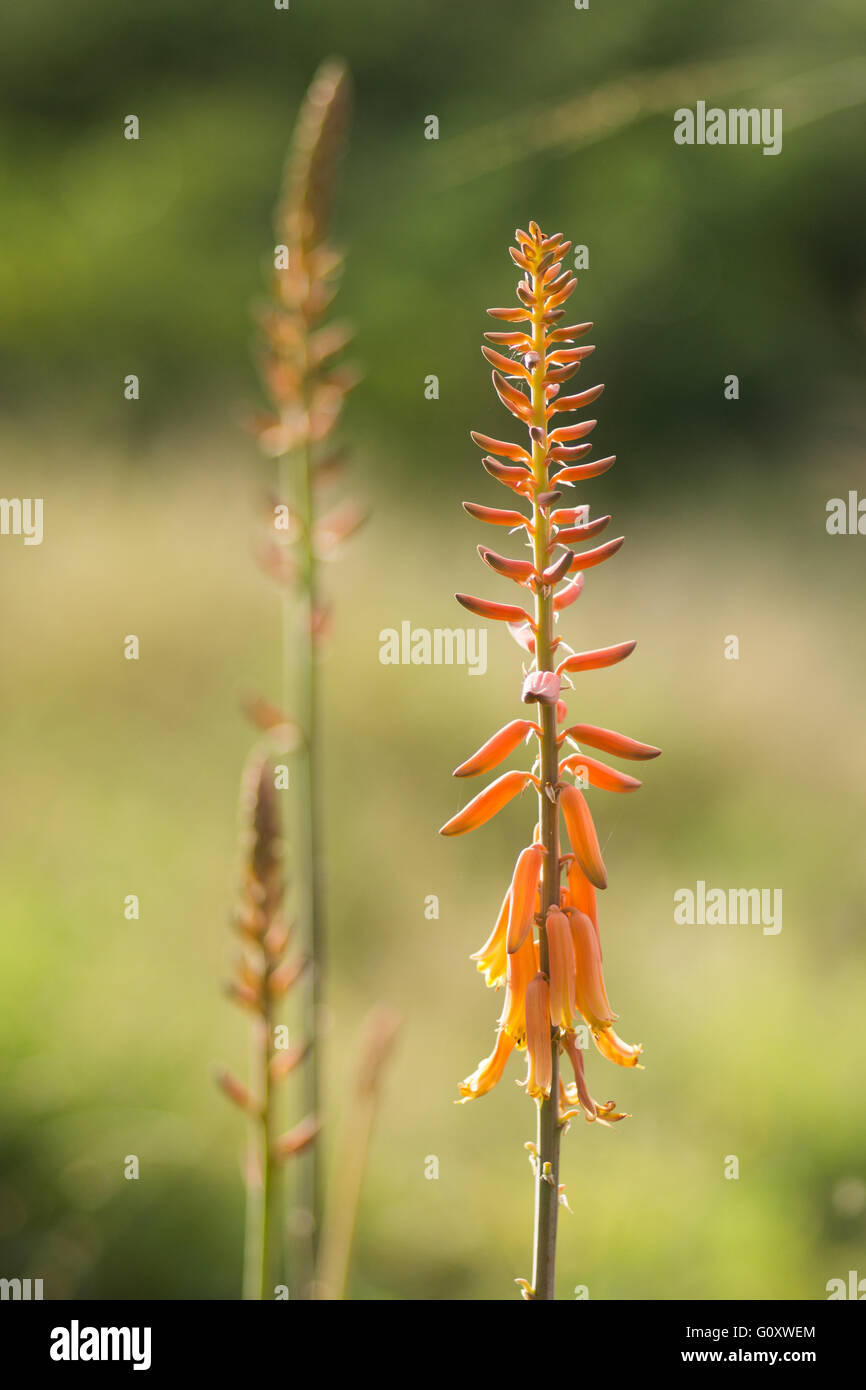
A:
458;1029;517;1102
592;1026;644;1068
560;722;661;761
525;974;553;1101
470;888;511;989
567;857;599;943
506;845;545;953
546;908;576;1030
569;908;616;1030
439;769;535;836
560;784;608;889
559;752;642;794
440;222;659;1301
498;930;538;1047
453;719;538;778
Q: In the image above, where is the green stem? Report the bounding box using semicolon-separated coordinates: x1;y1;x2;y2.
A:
529;281;562;1302
293;334;324;1293
242;1012;264;1300
300;436;324;1257
258;1002;281;1300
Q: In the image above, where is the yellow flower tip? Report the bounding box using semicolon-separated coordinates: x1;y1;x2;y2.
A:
592;1025;643;1068
457;1029;516;1101
470;887;510;989
515;1278;536;1301
595;1100;630;1126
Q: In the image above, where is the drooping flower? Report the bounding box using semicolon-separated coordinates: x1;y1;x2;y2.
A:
458;1029;516;1102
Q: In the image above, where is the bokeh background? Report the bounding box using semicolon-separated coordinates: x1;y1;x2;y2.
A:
1;0;865;1300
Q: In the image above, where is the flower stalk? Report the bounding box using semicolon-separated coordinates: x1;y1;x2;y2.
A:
220;58;359;1299
442;222;660;1300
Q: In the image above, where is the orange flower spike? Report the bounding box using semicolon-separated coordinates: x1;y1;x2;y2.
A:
458;1029;516;1102
439;769;536;837
453;718;539;778
443;221;660;1298
593;1026;644;1069
506;844;545;953
498;930;538;1046
546;907;577;1029
560;784;607;889
525;973;553;1101
470;888;511;988
569;908;616;1030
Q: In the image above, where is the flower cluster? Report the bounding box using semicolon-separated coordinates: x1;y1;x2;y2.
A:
249;58;363;620
440;221;660;1129
218;748;318;1160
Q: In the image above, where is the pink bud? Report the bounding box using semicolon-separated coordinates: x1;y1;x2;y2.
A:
521;670;561;705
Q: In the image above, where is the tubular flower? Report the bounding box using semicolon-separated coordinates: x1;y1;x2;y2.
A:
470;888;511;989
458;1029;517;1102
439;223;659;1298
439;769;536;836
506;845;546;953
560;783;607;889
546;908;577;1030
453;719;538;778
592;1026;644;1068
525;974;553;1101
567;857;599;946
498;930;538;1047
568;907;616;1031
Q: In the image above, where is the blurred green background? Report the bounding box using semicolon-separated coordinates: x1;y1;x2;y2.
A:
1;0;865;1300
